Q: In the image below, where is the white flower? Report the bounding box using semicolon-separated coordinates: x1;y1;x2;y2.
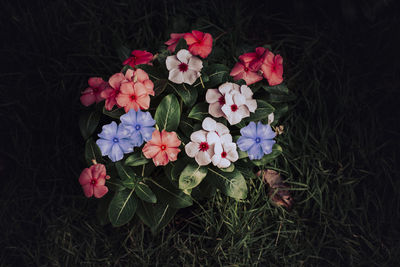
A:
206;82;239;118
268;112;274;124
238;85;257;113
166;49;203;85
212;142;239;168
184;117;233;166
221;92;250;125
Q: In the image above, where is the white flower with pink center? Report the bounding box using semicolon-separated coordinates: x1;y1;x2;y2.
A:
166;49;203;85
212;142;239;168
185;117;232;166
206;82;238;118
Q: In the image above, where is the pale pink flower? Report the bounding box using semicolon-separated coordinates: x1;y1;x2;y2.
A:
261;50;284;86
212;142;239;168
166;49;203;85
124;69;155;96
221;92;250;125
101;73;128;111
165;33;185;53
230;60;263;85
206;82;239;118
79;164;110;198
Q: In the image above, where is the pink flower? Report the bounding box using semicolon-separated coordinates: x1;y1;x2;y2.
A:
78;164;110;198
80;77;109;106
183;30;213;58
166;49;203;85
239;47;267;71
142;130;181;166
206;82;239;118
123;50;153;68
124;69;155;96
165;33;185;53
116;81;150;112
101;73;127;111
230;60;263;86
260;51;283;86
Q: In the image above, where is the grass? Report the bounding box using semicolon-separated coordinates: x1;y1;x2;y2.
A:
1;0;399;266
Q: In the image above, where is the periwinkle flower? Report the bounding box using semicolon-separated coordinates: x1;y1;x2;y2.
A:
120;109;156;147
237;121;276;160
96;121;133;162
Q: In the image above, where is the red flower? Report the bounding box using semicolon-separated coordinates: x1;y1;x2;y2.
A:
123;50;153;68
101;73;127;111
79;164;110;198
142;130;181;166
183;30;213;58
239;47;267;72
80;77;108;106
165;33;185;53
260;50;284;86
230;60;263;85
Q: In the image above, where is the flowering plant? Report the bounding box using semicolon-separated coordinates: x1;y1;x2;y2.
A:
78;29;294;233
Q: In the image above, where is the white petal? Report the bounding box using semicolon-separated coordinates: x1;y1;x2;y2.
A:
176;49;192;64
218;82;234;95
233;94;246;106
224;93;234;105
169;69;184;84
209;102;225;118
211;153;221;166
226;149;239;162
268;112;274;124
240;85;253;98
246;99;257;113
188;56;203;72
238;105;250;118
223;142;236;152
232;83;240;93
202;117;216;131
195;151;211;166
220;133;233;144
218;158;231;168
190;130;207;143
206;89;222;103
215;123;229;136
214;142;223;154
185;142;199;158
183;69;200;85
166;55;180;70
221;104;232;117
207;131;220;145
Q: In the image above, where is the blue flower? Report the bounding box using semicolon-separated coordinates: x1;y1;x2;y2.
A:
120;109;156;147
96;121;134;162
237;121;276;160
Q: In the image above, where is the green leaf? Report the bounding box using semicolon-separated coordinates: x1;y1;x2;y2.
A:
154;94;181;131
136;200;177;235
96;193;112;226
188;102;208;121
135;182;157;203
179;115;195;137
203;64;230;87
207;167;248;199
191;178;216;199
149;178;193;208
179;164;208;190
245;100;275;122
125;152;149;167
115;161;138;184
79;110;101;140
262;83;289;94
174;37;188;53
108;188;138;227
169;83;198;107
220;163;235;172
154;79;168;96
102;106;125;119
251;144;283;166
170;160;189;181
84;138;103;165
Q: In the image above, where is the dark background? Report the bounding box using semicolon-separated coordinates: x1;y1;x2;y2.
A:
1;0;399;265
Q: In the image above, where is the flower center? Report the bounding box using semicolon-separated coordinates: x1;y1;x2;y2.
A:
92;87;99;93
90;179;96;185
160;144;167;151
244;67;249;72
255;137;261;143
178;63;188;72
135;124;141;131
218;96;225;105
113;137;119;143
131;95;136;100
221;151;227;158
231;104;238;112
198;142;209;152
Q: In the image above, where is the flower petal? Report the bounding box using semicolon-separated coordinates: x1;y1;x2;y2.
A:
109;144;124;162
237;136;255;151
211;153;221;166
195;151;211;166
166;147;180;161
185;141;199;158
247;143;264;160
246;99;257;113
140;126;155;142
80;93;96;107
79;168;92;185
218;158;231;168
256;122;276;140
230;62;245;77
206;89;222;103
98;121;118;140
207;131;220;145
161;130;181;147
220;134;233;144
88;77;104;88
183;69;200;85
143;143;160;159
96;139;114;156
148;130;162;145
219;82;234;95
208;102;225;118
153;150;169;166
240;121;257;138
188;56;203;72
260;139;276;155
118;139;134;153
233;93;246;106
93;185;108;198
109;73;125;89
240;85;253;98
190;130;207;143
176;49;192;64
90;164;106;180
120;109;137;125
82;184;94;198
166;55;181;70
202;117;216;131
168;69;184;84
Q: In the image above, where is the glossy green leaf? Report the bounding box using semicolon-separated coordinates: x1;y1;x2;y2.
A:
84;138;103;165
179;164;208;190
251;144;283;166
154;79;168;96
102;106;125;119
169;83;198;107
220;163;235;172
79;110;101;140
154;94;181;131
245;100;275;122
188;102;208;121
108;188;138;227
174;37;188;53
149;177;193;208
115;161;138;184
262;83;289;94
136;200;177;235
125;152;149;167
203;64;230;87
135;182;157;203
207;167;248;199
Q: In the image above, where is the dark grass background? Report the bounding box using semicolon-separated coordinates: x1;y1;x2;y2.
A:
1;0;399;266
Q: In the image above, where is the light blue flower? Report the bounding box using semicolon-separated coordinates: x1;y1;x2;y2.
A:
120;109;156;147
96;121;133;162
237;121;276;160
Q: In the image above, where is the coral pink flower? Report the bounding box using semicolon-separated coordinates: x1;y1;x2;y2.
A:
124;69;155;96
80;77;109;106
79;164;110;198
165;33;185;53
142;130;181;166
123;50;153;68
183;30;213;58
261;51;283;86
230;60;263;85
116;81;150;112
239;47;267;71
101;73;128;110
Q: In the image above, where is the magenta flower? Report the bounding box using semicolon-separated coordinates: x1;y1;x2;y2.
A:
80;77;109;106
78;164;110;198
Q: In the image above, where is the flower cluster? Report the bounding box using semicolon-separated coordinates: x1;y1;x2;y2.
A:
230;47;283;86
